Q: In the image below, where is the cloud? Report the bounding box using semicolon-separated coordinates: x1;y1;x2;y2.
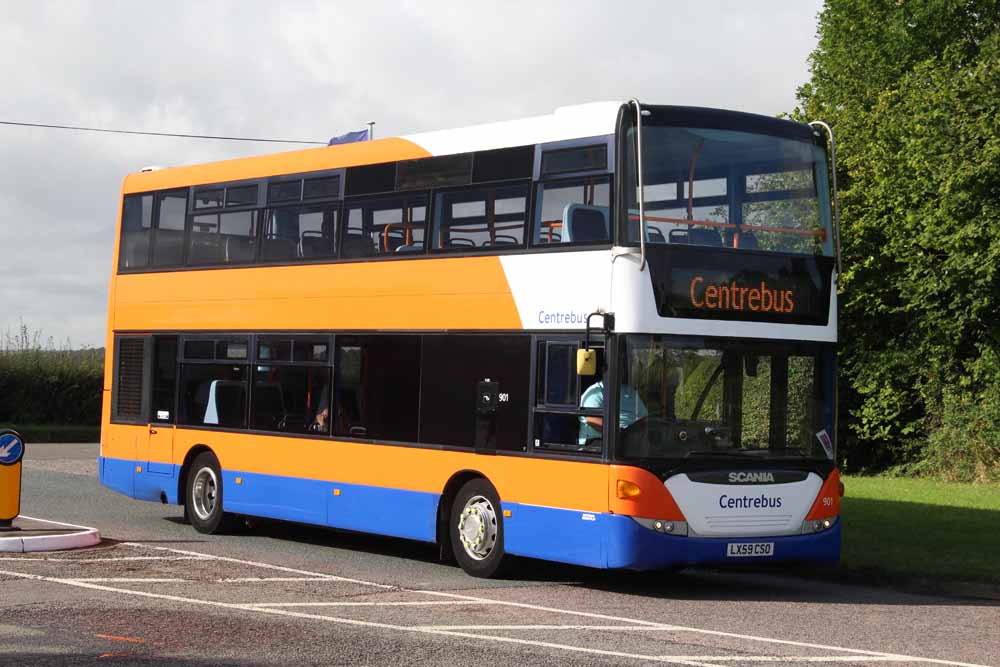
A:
0;0;821;347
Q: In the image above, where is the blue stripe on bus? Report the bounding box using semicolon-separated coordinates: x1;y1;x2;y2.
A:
100;456;840;570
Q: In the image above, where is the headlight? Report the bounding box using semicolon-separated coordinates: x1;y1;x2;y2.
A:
633;517;688;536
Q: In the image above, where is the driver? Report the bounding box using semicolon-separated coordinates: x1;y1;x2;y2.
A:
578;380;648;446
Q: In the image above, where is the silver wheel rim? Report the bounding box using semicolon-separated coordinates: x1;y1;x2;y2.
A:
457;494;498;561
191;466;219;521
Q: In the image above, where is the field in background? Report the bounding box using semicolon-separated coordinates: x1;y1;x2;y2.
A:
841;476;1000;586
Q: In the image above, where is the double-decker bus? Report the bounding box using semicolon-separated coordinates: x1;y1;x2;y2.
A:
100;101;842;577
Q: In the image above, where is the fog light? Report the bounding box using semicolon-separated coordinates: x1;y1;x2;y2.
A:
822;519;832;529
663;522;674;533
653;520;664;531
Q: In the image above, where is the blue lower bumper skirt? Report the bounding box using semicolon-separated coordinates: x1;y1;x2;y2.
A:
99;456;841;570
603;514;841;570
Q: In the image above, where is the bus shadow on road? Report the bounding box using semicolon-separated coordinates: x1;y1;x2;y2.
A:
159;512;999;607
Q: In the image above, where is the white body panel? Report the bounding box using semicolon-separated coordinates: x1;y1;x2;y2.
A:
665;473;823;537
404;102;621;157
500;251;613;329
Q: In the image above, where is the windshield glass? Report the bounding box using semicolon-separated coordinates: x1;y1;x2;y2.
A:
624;124;833;256
616;335;835;462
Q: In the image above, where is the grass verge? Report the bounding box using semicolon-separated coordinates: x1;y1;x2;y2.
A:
3;424;100;443
842;475;1000;586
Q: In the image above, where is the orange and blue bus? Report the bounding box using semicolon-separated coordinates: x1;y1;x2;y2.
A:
100;101;843;576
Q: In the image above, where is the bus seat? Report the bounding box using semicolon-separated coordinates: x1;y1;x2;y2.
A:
445;237;475;248
689;228;723;247
260;238;297;261
647;226;666;243
300;232;334;258
253;382;286;429
395;243;423;253
189;238;223;264
738;230;759;249
203;380;246;426
226;237;256;263
491;234;519;245
562;204;608;242
668;229;688;244
342;234;375;259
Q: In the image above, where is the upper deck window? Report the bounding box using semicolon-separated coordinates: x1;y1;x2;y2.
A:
624;119;833;256
431;184;528;251
532;176;611;246
119;194;153;269
342;195;427;258
541;144;607;176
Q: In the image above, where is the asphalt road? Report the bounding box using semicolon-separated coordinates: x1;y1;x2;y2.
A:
0;443;996;667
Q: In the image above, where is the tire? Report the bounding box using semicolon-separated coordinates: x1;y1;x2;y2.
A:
185;451;230;534
450;478;506;578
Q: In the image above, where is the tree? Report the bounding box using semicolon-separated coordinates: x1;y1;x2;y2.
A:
795;0;1000;478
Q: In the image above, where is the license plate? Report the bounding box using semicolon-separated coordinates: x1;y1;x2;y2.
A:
726;542;774;558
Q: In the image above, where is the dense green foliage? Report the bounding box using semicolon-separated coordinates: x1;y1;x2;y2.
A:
796;0;1000;480
0;326;104;430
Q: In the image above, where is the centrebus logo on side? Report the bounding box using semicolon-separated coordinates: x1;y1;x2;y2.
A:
689;276;795;314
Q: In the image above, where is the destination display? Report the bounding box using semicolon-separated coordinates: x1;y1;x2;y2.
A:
645;246;834;326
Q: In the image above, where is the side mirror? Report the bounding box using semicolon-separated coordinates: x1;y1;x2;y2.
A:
577;348;597;376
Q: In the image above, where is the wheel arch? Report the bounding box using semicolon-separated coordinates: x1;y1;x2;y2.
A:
177;444;216;507
436;469;497;562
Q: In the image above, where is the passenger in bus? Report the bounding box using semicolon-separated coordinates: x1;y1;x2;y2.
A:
311;383;330;432
578;381;648;446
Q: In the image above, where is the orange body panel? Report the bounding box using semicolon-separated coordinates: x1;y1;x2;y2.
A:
113;256;523;332
608;465;685;520
121;138;430;194
805;468;840;520
101;425;612;513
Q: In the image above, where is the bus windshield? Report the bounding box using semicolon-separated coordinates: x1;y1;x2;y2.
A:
624;115;833;256
615;335;835;463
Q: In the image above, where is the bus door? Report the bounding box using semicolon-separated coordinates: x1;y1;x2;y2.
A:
144;336;178;475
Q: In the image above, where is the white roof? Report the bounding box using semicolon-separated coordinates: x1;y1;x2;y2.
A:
402;101;622;157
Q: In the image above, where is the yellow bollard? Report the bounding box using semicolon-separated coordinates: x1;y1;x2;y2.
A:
0;430;25;530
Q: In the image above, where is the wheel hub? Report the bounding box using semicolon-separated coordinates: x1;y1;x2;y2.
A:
191;467;218;521
457;495;497;561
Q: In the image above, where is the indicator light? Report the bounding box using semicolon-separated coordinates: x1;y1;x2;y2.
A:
616;480;642;499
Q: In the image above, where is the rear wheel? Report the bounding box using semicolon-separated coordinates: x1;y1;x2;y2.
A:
450;478;506;578
185;452;230;534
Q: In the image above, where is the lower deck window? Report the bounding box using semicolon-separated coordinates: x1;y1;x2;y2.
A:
179;364;248;428
252;366;332;434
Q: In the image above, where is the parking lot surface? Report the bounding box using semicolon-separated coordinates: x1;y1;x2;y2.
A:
0;444;996;666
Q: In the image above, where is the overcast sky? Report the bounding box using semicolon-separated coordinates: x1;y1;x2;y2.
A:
0;1;823;348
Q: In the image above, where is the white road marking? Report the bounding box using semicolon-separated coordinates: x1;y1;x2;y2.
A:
0;568;718;667
0;556;209;562
5;542;990;667
658;659;905;663
120;542;393;589
245;600;503;608
18;514;96;531
119;542;993;667
68;577;186;583
215;577;340;583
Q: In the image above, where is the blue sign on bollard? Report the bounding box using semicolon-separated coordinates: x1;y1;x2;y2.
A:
0;432;24;466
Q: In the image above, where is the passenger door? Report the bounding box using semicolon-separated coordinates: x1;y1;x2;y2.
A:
145;336;178;475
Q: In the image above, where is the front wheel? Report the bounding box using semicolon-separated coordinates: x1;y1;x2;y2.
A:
450;478;506;578
185;451;230;534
